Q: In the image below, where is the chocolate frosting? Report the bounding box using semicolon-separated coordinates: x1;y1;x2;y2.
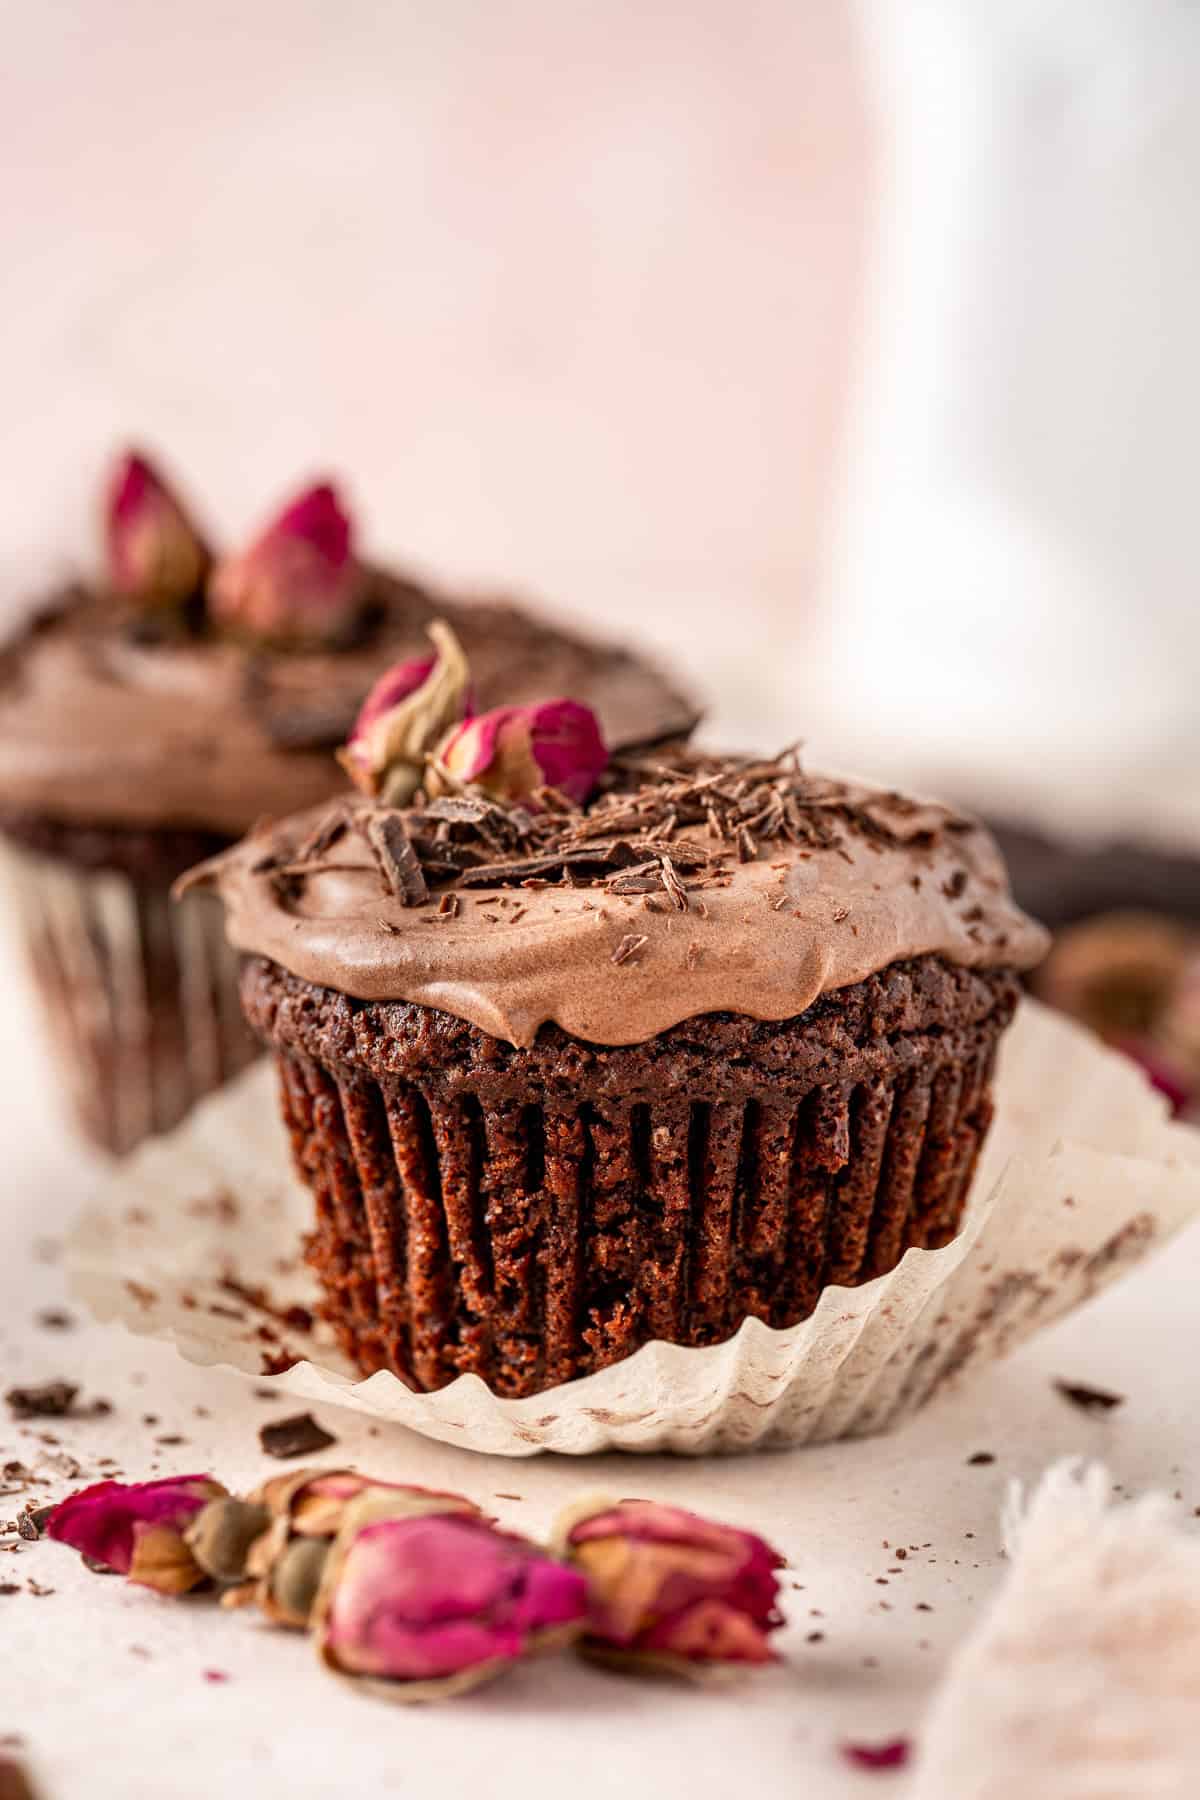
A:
196;753;1048;1048
0;576;694;838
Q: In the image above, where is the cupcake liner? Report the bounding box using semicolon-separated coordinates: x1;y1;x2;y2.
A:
67;998;1200;1455
0;838;257;1155
278;1017;1003;1396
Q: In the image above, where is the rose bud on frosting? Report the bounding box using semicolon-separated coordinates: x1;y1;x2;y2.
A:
337;620;472;805
428;698;608;808
556;1497;784;1675
208;481;363;644
47;1475;227;1595
105;450;212;610
315;1512;588;1700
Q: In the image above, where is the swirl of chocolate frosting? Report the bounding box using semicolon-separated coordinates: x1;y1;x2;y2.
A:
190;748;1049;1049
0;574;695;838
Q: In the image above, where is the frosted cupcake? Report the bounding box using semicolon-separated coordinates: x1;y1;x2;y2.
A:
192;636;1048;1397
0;455;692;1153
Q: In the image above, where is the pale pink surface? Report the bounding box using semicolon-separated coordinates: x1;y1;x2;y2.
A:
324;1514;587;1680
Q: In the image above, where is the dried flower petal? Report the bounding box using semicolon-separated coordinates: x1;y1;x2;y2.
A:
315;1511;588;1699
840;1738;912;1771
557;1497;783;1675
105;450;211;610
338;621;472;805
429;699;607;808
208;481;363;644
47;1475;227;1595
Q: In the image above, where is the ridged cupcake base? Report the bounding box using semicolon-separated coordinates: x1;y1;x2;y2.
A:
0;833;258;1155
243;954;1020;1399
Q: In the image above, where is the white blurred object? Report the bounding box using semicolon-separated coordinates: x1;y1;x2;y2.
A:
914;1460;1200;1796
818;0;1200;844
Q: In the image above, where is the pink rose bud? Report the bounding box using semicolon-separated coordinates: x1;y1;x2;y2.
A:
208;481;363;644
559;1498;784;1672
318;1512;588;1699
105;450;211;609
430;698;608;808
337;620;472;805
223;1467;481;1629
1114;1036;1193;1117
47;1475;227;1596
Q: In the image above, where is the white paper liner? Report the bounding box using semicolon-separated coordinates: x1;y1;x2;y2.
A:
68;998;1200;1456
0;838;256;1155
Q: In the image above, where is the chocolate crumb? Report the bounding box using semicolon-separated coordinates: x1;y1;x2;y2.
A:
1053;1379;1125;1414
34;1310;73;1332
259;1412;337;1460
967;1451;996;1466
5;1383;77;1420
611;932;649;967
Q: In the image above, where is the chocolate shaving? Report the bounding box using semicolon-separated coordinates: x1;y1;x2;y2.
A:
259;1412;338;1460
611;933;649;966
659;855;689;911
256;748;963;918
359;811;428;906
293;804;351;864
1052;1379;1125;1414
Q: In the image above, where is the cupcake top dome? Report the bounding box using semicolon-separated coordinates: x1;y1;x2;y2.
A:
0;452;693;840
189;628;1048;1048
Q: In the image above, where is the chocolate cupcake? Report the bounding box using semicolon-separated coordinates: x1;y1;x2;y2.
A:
0;455;692;1154
192;661;1047;1398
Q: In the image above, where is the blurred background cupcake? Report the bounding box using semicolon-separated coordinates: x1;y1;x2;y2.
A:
0;451;692;1154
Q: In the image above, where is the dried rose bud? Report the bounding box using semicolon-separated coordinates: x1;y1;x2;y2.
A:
47;1475;227;1595
556;1497;784;1676
337;621;472;805
1033;912;1195;1044
429;698;607;808
208;481;363;644
1113;1036;1193;1117
226;1467;479;1628
315;1511;588;1700
105;450;211;610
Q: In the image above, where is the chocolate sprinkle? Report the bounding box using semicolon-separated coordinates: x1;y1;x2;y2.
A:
259;1412;338;1460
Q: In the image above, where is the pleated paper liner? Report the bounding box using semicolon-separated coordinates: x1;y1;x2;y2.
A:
0;839;257;1155
68;998;1200;1456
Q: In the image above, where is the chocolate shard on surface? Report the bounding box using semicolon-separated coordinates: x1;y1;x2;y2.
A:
259;1412;338;1460
5;1382;78;1420
1052;1379;1126;1414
